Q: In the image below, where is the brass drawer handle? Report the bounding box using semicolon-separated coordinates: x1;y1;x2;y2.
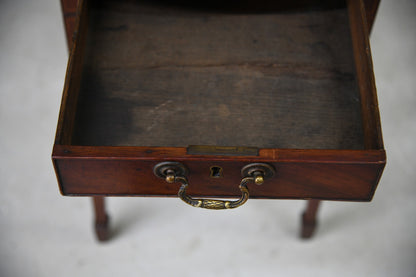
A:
175;175;250;209
154;162;275;210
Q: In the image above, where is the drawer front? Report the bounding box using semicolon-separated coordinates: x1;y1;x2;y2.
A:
53;147;385;201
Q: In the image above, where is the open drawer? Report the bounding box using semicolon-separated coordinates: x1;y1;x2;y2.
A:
53;0;385;204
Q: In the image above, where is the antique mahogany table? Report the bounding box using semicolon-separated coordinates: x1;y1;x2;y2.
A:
54;0;385;241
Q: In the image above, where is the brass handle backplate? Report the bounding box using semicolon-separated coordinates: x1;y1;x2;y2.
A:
153;162;275;210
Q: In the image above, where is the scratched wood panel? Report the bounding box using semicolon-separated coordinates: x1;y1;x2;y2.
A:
71;0;364;149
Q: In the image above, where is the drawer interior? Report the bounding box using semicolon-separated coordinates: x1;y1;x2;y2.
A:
67;0;367;150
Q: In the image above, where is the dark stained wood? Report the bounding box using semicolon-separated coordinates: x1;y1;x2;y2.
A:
61;0;78;11
301;200;321;238
53;145;385;162
363;0;380;32
53;145;385;200
71;0;364;150
93;196;110;241
55;0;89;145
298;0;380;236
60;0;111;242
347;0;383;150
61;0;79;48
60;0;381;50
54;0;386;242
61;14;76;48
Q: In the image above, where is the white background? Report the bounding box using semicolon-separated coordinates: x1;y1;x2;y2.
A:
0;0;415;276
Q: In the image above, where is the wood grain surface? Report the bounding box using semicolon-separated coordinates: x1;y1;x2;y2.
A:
54;0;386;200
71;0;364;149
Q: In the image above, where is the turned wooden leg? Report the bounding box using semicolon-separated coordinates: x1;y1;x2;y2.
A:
92;196;110;241
300;200;321;239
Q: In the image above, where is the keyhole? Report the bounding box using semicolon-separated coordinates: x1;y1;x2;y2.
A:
210;166;223;178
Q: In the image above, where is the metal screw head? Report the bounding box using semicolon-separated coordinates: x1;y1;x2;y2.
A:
254;175;264;185
165;174;175;183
